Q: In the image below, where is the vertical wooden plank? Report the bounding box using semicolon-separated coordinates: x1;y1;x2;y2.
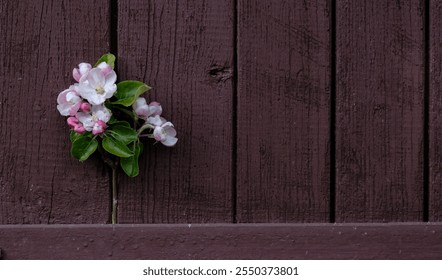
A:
336;0;424;222
117;0;233;223
430;0;442;221
0;0;110;223
237;0;330;222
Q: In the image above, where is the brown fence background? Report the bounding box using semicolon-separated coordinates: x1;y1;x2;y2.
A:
1;0;442;259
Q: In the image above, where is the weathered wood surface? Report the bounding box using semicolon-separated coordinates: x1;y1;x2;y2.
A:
0;0;110;223
0;0;436;228
1;223;442;259
430;0;442;221
236;0;330;222
117;0;233;223
335;0;424;222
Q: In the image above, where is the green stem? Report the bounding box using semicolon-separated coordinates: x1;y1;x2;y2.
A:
139;134;154;138
114;105;136;119
111;166;118;224
137;123;154;136
97;143;119;224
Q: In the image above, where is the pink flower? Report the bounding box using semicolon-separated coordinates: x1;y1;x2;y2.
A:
153;122;178;147
73;63;92;82
76;68;117;105
57;86;82;116
76;105;111;135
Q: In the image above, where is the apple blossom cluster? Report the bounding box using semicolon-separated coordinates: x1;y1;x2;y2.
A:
57;61;115;135
56;54;177;177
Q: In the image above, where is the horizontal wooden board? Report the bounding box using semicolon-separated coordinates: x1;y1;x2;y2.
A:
1;223;442;259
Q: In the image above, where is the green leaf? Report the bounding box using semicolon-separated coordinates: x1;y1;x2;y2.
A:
70;131;81;143
108;125;138;145
107;115;117;125
70;131;92;143
109;120;131;128
113;106;136;119
71;137;98;162
102;136;134;158
120;142;143;177
112;80;151;106
94;53;116;69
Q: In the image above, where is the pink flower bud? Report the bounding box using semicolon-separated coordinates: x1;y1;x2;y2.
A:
92;120;107;135
133;97;150;118
80;102;91;113
149;101;163;116
74;125;86;134
67;117;79;129
97;120;107;128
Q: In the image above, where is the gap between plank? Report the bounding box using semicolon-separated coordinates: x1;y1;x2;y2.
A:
329;0;337;223
423;0;430;222
232;0;238;223
108;0;119;223
110;0;118;64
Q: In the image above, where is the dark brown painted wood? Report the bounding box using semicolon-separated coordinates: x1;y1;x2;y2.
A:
430;0;442;221
335;0;424;222
1;223;442;259
0;0;110;223
117;0;233;223
236;0;330;222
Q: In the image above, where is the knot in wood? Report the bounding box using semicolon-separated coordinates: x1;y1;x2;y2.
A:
208;64;233;83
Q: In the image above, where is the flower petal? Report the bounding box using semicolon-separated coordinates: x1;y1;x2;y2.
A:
163;124;177;138
96;62;112;76
148;101;162;116
162;136;178;147
76;112;94;130
85;68;105;89
92;105;112;123
104;69;117;85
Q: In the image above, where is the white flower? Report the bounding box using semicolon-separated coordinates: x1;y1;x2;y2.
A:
132;97;163;119
147;115;166;126
148;101;163;116
132;97;150;118
76;105;111;135
153;122;178;147
57;85;82;116
76;68;117;105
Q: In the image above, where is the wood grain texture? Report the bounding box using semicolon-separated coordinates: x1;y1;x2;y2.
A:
117;0;233;223
237;0;330;222
335;0;424;222
0;0;110;223
2;223;442;259
430;0;442;221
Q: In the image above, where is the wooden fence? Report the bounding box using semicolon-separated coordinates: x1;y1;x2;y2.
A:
1;0;442;259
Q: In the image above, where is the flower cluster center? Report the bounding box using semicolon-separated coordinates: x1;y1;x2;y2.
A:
95;85;105;95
